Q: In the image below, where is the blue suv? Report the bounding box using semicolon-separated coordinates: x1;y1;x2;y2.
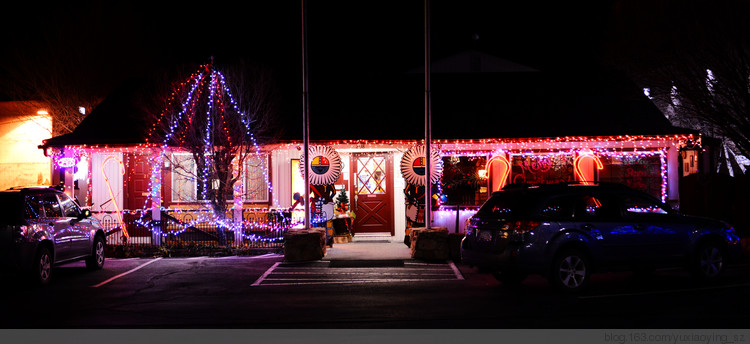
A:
461;183;743;292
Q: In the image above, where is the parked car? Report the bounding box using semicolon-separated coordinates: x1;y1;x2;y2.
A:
0;187;106;284
461;182;743;292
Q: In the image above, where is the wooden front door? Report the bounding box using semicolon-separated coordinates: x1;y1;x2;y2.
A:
125;153;151;211
351;153;394;235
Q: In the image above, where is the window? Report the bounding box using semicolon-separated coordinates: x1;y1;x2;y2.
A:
58;194;81;218
171;152;270;203
621;194;669;216
41;195;62;217
441;156;488;206
599;155;663;199
243;154;269;203
510;154;575;185
171;153;198;202
24;195;44;219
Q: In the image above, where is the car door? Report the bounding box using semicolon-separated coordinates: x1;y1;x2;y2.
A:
40;193;73;261
618;193;688;264
570;192;634;266
57;193;91;258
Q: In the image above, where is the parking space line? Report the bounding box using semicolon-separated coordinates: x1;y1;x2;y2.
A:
578;282;750;300
92;258;162;288
448;261;465;280
251;261;281;286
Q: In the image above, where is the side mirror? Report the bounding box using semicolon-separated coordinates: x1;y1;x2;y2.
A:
79;209;92;219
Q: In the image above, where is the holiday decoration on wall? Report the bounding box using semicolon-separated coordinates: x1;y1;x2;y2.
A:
486;153;511;192
300;145;342;186
400;145;443;186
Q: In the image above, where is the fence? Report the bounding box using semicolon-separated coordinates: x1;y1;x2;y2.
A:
94;208;292;249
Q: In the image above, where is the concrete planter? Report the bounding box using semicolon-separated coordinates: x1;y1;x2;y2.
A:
284;228;327;261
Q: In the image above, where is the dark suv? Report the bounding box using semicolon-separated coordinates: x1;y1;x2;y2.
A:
461;183;743;292
0;187;106;284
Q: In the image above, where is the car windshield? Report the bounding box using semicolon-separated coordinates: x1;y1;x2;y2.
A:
477;191;537;217
0;193;26;225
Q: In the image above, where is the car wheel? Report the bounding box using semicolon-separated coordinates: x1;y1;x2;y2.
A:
86;235;106;270
492;271;527;285
549;249;591;292
32;246;52;285
692;241;724;281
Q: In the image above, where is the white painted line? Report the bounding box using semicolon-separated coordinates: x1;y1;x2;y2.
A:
92;258;162;288
246;253;283;259
251;261;281;287
578;282;750;300
448;260;465;280
258;278;461;286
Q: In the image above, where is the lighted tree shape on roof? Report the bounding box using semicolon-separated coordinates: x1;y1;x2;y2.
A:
147;60;269;244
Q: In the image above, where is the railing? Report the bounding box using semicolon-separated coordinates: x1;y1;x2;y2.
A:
94;208;292;249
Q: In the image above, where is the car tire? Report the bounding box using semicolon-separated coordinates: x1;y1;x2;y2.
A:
692;241;725;281
492;271;527;285
32;246;53;285
549;249;591;293
86;235;106;270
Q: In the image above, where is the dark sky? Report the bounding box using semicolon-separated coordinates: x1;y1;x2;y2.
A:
5;1;744;141
0;0;612;91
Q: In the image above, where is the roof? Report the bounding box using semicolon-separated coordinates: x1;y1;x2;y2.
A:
41;52;694;148
41;79;157;147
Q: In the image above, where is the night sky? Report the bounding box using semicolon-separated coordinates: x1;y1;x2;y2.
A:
1;1;745;140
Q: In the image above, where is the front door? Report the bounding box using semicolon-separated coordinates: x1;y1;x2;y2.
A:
125;153;152;237
351;153;394;235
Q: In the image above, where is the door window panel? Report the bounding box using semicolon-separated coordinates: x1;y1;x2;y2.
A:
356;156;386;195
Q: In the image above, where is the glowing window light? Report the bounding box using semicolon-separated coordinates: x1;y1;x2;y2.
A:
37;110;49;115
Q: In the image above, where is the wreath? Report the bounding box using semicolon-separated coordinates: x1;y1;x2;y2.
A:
400;145;442;186
300;145;342;185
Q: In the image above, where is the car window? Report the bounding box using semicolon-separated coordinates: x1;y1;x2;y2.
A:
621;194;669;217
573;193;620;220
477;191;534;217
41;195;63;217
540;196;575;219
58;194;81;218
24;195;45;219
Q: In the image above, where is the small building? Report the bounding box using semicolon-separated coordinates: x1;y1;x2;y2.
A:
0;101;53;190
39;55;698;246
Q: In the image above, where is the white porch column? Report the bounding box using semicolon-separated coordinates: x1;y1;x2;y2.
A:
667;144;680;205
233;180;244;245
151;153;162;246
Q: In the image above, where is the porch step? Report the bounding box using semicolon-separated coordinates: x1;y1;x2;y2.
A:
352;232;394;243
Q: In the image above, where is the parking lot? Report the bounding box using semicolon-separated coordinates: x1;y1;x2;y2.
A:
1;249;749;329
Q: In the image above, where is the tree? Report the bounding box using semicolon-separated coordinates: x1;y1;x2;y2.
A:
603;0;750;169
148;60;278;244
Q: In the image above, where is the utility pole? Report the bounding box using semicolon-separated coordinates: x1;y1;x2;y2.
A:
302;0;311;229
424;0;432;229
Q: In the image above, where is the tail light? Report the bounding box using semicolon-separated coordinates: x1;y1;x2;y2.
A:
502;220;541;234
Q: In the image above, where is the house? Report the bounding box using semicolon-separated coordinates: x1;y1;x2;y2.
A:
0;101;53;190
38;53;698;246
